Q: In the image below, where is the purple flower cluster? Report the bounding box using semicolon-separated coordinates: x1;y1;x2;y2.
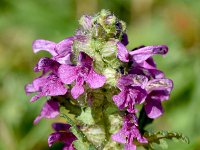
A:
25;10;173;150
26;36;106;102
25;36;107;149
110;45;173;149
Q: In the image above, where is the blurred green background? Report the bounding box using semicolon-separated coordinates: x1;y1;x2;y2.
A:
0;0;200;150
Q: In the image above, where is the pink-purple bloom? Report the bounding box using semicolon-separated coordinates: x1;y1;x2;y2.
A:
48;123;76;150
25;73;67;102
129;45;168;79
144;78;173;118
116;42;129;62
34;57;60;75
32;36;86;64
26;10;175;150
34;99;60;124
129;45;168;64
113;45;173;118
113;74;173;118
112;114;148;150
113;74;148;113
58;52;106;99
32;37;74;64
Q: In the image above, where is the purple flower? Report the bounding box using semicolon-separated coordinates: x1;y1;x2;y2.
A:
32;36;85;64
25;73;67;102
130;57;164;79
129;57;165;79
48;123;76;150
113;74;173;118
34;99;60;124
34;57;60;75
112;114;147;150
58;52;106;99
112;74;148;113
129;45;168;79
144;78;173;118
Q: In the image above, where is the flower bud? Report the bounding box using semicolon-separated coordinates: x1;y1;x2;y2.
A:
103;67;119;86
79;15;93;31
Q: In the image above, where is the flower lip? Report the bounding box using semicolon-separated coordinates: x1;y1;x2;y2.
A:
129;45;168;63
58;52;106;99
48;123;76;149
25;73;67;102
32;39;57;56
34;99;60;124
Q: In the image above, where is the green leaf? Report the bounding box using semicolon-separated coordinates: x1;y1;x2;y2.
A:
61;113;97;150
143;130;190;149
73;140;90;150
76;107;95;125
159;139;168;149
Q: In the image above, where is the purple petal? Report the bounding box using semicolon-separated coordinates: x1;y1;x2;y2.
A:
139;61;156;70
112;129;126;144
129;87;147;104
148;69;165;79
32;76;47;91
34;99;59;124
63;144;75;150
112;114;147;148
112;91;127;110
32;39;57;56
30;74;67;102
55;37;75;55
129;64;164;79
25;77;47;100
137;136;148;144
129;45;168;63
55;54;72;65
131;75;148;88
124;144;136;150
58;65;77;84
25;83;36;95
71;82;84;99
34;57;60;74
42;74;67;96
52;123;71;132
48;132;76;147
150;90;170;101
116;42;129;62
117;75;135;89
146;78;173;93
137;58;165;79
145;99;163;118
146;57;156;67
53;37;75;64
30;93;43;102
86;68;106;89
78;52;93;67
117;74;148;89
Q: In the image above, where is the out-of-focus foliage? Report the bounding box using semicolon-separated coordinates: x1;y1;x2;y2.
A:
0;0;200;150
